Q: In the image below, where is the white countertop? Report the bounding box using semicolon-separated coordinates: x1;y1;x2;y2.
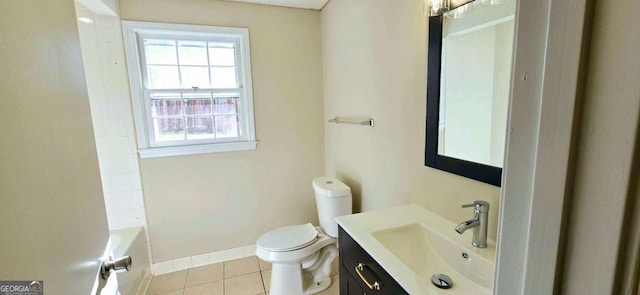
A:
336;204;496;295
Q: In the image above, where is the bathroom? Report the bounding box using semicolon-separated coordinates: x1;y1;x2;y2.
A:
1;0;639;294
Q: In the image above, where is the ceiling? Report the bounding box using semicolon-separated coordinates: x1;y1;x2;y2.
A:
223;0;330;10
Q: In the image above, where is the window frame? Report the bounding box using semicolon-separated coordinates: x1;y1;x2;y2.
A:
122;21;256;158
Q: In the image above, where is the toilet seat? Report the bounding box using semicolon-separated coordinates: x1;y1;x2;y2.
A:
257;223;318;252
256;225;336;265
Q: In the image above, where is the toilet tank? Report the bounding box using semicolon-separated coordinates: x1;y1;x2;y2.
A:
312;176;352;237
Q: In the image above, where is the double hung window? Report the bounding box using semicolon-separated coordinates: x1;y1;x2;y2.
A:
122;21;256;158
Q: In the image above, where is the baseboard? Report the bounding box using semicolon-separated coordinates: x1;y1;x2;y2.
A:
152;244;257;275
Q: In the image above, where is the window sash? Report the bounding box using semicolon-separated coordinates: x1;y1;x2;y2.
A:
122;21;256;156
144;89;246;147
137;35;247;148
137;35;244;91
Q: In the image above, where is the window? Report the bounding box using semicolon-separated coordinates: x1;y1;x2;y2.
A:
122;21;256;158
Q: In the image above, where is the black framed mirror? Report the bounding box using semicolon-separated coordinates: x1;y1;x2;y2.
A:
425;0;516;187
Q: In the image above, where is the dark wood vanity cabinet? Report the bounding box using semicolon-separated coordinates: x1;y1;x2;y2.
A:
338;226;409;295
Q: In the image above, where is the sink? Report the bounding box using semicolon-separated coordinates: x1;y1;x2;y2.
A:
336;204;496;295
371;223;494;290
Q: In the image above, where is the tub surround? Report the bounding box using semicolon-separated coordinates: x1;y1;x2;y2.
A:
76;2;146;231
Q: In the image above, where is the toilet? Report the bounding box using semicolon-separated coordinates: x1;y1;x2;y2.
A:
255;176;352;295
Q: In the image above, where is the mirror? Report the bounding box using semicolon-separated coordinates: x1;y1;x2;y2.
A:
425;0;516;186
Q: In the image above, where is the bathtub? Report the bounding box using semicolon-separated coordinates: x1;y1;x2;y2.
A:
109;227;152;295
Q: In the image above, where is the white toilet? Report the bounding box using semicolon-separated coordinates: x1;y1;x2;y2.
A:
255;176;352;295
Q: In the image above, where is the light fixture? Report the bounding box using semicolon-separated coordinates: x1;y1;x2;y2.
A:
77;17;94;24
428;0;451;16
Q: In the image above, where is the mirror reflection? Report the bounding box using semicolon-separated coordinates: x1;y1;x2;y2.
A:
436;0;515;168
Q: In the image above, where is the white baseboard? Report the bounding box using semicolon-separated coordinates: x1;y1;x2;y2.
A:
152;244;257;275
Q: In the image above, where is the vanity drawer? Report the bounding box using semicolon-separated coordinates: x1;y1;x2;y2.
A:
339;226;408;295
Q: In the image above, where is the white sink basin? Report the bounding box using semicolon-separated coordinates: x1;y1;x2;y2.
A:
336;204;496;295
372;223;494;290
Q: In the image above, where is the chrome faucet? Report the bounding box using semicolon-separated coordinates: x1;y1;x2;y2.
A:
455;201;490;248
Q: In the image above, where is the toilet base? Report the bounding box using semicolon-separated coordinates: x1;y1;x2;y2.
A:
270;263;304;295
303;276;331;295
269;265;333;295
268;245;337;295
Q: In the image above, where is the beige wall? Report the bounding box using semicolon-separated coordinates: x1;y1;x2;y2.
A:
120;0;324;262
321;0;501;239
0;0;110;292
560;0;640;293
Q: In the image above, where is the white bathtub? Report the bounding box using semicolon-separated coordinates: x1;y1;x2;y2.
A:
109;227;151;295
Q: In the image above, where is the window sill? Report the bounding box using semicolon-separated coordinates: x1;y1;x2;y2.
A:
138;141;257;158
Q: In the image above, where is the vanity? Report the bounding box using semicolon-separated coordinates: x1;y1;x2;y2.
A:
336;205;495;294
338;225;408;295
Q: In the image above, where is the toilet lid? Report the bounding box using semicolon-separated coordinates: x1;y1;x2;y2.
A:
257;223;318;252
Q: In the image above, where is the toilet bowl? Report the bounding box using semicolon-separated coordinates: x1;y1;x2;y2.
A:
255;177;352;295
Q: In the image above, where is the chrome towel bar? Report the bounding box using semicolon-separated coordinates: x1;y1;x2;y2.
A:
328;117;375;127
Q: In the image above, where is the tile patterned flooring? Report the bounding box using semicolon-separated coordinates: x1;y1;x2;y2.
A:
145;256;340;295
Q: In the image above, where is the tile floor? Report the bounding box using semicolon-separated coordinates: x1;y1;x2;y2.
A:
145;256;340;295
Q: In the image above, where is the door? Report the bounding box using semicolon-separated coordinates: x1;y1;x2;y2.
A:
0;0;111;294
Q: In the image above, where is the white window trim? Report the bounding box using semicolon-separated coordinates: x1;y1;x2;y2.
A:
122;21;257;158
